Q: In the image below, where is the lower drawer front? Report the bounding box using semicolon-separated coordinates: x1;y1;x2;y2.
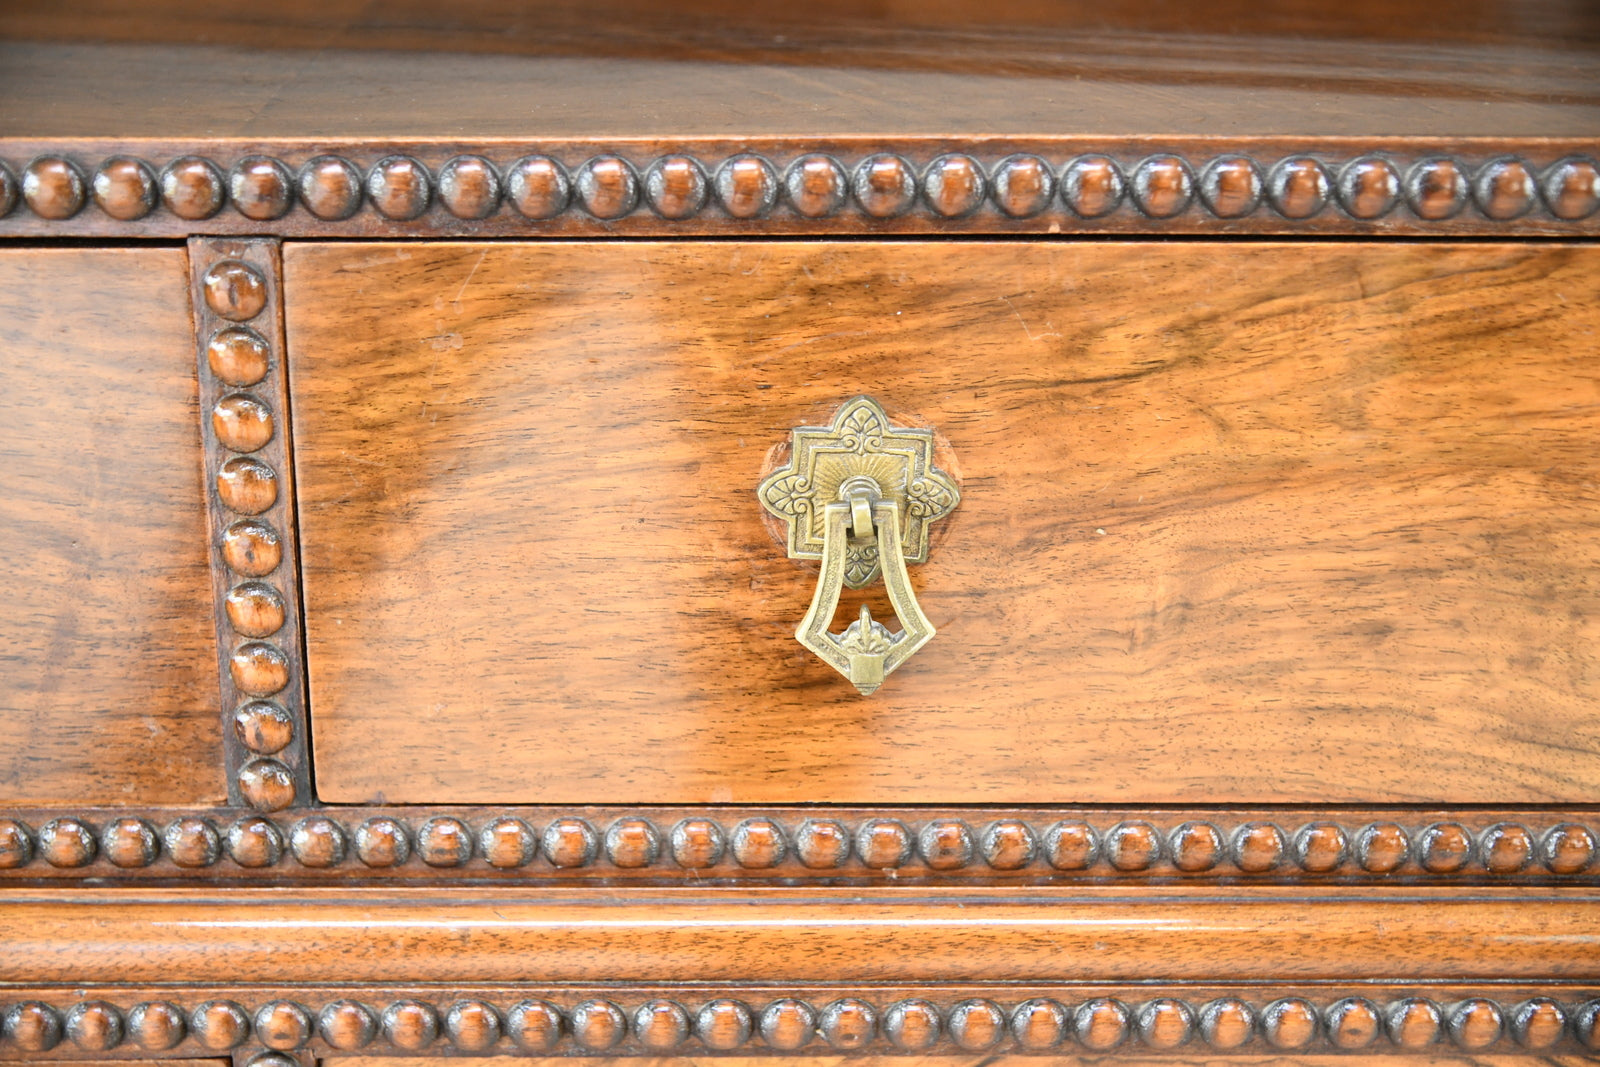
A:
283;240;1600;806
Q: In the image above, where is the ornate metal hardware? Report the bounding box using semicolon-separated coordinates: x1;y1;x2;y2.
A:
758;397;960;695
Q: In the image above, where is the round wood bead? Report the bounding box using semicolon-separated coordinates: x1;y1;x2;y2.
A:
794;818;851;868
207;327;270;386
65;1001;123;1051
212;390;277;455
1043;820;1098;868
1061;154;1124;217
1198;155;1261;217
478;816;536;868
355;816;411;866
918;818;973;869
217;457;278;514
0;162;13;216
715;154;779;218
604;817;660;867
0;818;32;867
202;259;267;321
1326;996;1381;1049
234;700;293;754
505;156;571;218
730;817;787;867
1010;998;1068;1049
289;815;345;867
1233;822;1286;872
226;815;285;867
1261;998;1318;1049
575;156;639;219
91;156;157;220
222;519;282;576
1406;157;1468;219
541;816;598;867
784;154;848;217
100;816;159;867
1075;998;1130;1050
819;998;876;1049
1169;821;1222;871
23;156;85;219
634;1000;689;1050
981;819;1036;869
1388;997;1444;1048
1480;822;1534;873
383;1000;439;1050
947;999;1004;1050
368;156;432;220
226;581;285;638
1473;157;1536;220
883;999;940;1051
161;156;225;220
237;757;296;811
190;1000;250;1051
163;816;221;867
1198;998;1255;1049
1419;822;1473;872
643;155;707;220
230;640;289;695
1542;822;1596;873
570;1000;626;1050
254;1001;312;1050
319;1000;377;1049
1541;157;1600;219
1137;998;1194;1049
1449;998;1503;1050
758;999;816;1050
228;156;293;220
1338;157;1402;218
1293;822;1348;872
244;1054;297;1067
438;155;502;219
1267;156;1330;218
1578;1000;1600;1051
5;1002;63;1051
417;816;473;866
669;817;724;869
696;999;753;1050
852;154;916;217
1356;821;1410;872
506;1001;562;1051
922;154;985;218
39;816;96;867
1105;820;1161;870
1131;155;1194;217
991;153;1055;217
297;155;362;220
127;1002;185;1050
1511;997;1566;1049
856;818;912;868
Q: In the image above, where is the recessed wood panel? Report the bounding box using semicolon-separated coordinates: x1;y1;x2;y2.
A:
0;248;224;805
286;240;1600;805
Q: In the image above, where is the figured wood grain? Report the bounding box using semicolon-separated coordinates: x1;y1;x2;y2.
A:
286;240;1600;806
0;249;224;806
328;1059;1599;1067
2;887;1598;984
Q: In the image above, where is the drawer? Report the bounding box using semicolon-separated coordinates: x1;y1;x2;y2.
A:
283;240;1600;806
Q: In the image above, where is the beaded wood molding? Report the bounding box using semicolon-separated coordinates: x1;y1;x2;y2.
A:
0;808;1595;882
190;238;312;812
1;987;1598;1059
0;139;1595;236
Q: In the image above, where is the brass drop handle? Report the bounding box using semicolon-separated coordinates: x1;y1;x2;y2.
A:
759;397;960;695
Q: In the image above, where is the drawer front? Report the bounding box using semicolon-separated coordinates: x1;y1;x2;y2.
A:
284;240;1600;806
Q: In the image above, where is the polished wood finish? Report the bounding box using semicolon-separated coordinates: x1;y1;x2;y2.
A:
0;249;223;806
287;240;1600;806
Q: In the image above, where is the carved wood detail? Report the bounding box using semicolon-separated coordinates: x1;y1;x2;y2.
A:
189;238;310;811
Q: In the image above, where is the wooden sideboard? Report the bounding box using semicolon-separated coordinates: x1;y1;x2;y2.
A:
2;2;1599;1064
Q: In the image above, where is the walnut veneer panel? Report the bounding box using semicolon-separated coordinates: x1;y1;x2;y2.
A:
0;248;224;805
288;240;1600;805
